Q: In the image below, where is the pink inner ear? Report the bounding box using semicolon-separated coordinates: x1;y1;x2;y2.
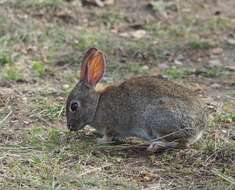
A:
87;51;106;86
80;48;98;81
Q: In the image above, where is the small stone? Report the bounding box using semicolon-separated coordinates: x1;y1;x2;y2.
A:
174;59;183;65
142;65;149;70
227;38;235;45
211;83;221;89
119;30;147;39
211;47;223;55
116;157;122;162
23;120;30;125
176;54;184;60
208;59;221;67
158;63;169;69
84;0;104;7
119;32;130;38
103;0;114;5
63;84;70;90
131;30;147;39
221;130;227;134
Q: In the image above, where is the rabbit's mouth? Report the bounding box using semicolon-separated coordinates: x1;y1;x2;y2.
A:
68;125;78;131
68;120;86;131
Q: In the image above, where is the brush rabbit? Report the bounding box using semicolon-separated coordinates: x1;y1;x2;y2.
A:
66;48;208;152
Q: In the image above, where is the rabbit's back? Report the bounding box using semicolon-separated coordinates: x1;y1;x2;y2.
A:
119;76;195;100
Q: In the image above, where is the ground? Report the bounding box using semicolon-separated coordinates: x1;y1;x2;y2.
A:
0;0;235;189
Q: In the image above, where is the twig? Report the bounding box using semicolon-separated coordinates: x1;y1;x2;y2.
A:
225;184;235;190
77;164;112;178
204;149;219;164
0;109;13;125
57;105;64;118
0;145;37;150
211;168;235;185
225;95;235;101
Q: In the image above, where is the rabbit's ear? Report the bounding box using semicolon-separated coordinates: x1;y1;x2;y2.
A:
80;47;98;81
86;51;106;86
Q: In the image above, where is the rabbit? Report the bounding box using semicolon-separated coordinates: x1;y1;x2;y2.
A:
66;47;208;152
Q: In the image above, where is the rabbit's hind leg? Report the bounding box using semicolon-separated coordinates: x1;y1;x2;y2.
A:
97;128;120;144
97;133;113;144
147;140;179;152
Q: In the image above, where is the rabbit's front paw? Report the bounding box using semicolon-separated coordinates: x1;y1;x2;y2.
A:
97;134;113;144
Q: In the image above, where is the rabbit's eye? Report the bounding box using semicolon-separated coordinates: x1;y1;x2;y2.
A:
70;101;80;112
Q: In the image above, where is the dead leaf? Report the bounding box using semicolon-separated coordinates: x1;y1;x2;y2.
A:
211;47;223;55
119;30;147;39
208;59;221;67
131;30;147;39
211;83;221;89
138;170;158;183
0;88;15;107
84;0;114;7
226;38;235;45
103;0;114;5
150;67;161;76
